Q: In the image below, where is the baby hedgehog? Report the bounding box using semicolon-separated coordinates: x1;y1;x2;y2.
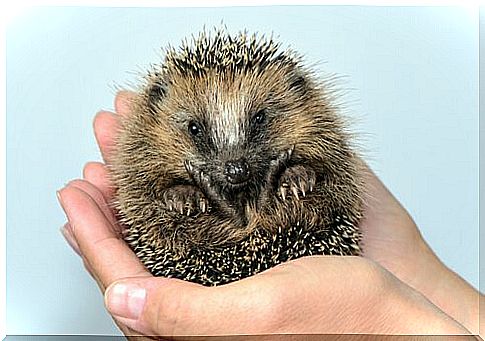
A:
111;29;364;286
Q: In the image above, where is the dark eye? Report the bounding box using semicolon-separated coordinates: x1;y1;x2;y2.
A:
188;121;202;136
253;109;266;124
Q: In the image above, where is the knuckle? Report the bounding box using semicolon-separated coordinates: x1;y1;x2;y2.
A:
349;257;392;303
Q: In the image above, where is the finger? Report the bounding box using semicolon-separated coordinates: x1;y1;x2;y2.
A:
115;90;137;117
93;111;119;163
83;161;116;202
60;221;107;291
113;319;150;341
93;91;137;162
103;273;281;337
68;179;118;230
60;222;81;256
59;189;121;291
104;277;209;336
113;318;151;340
57;185;151;289
102;256;382;337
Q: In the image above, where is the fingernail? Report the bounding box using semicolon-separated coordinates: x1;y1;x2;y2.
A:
105;282;146;320
60;224;81;256
56;190;63;204
57;190;67;213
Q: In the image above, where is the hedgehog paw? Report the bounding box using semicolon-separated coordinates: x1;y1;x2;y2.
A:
269;146;294;172
278;165;316;201
163;185;209;216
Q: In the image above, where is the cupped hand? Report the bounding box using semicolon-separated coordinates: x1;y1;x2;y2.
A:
57;179;467;337
57;91;479;338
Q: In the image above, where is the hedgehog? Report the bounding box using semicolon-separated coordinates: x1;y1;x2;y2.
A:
111;29;364;286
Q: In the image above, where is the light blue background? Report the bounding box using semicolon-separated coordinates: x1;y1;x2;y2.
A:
7;6;479;335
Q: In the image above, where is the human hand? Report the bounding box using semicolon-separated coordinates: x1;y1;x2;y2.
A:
358;163;481;335
57;91;479;338
57;181;468;337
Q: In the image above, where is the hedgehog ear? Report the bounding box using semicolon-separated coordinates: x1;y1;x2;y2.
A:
288;71;309;95
144;81;170;116
147;81;168;104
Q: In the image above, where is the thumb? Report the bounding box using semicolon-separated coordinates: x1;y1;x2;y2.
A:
104;276;272;338
104;277;202;337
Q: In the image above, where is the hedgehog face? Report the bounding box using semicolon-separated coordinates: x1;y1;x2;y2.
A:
152;68;298;204
132;30;348;214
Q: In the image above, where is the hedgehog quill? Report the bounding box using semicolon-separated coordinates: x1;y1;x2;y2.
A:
111;29;365;286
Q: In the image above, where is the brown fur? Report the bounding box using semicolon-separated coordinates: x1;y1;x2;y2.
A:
110;29;364;281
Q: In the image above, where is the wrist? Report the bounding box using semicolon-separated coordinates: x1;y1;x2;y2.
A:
409;238;480;334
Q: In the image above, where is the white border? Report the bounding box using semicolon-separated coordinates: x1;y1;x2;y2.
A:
1;0;480;338
1;1;6;337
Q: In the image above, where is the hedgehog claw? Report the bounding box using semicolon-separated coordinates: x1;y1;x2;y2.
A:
299;179;307;197
287;146;294;159
277;165;315;203
280;187;287;201
200;173;213;191
163;185;209;216
200;171;209;183
199;198;207;213
184;160;193;173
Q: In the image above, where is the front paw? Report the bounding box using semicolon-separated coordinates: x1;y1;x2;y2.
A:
162;185;209;216
278;165;316;201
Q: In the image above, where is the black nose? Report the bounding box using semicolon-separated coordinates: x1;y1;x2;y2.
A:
224;158;250;184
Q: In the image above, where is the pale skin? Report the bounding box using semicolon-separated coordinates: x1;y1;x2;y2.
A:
57;91;483;339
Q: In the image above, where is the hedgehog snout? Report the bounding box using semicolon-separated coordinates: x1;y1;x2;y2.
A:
224;158;250;184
